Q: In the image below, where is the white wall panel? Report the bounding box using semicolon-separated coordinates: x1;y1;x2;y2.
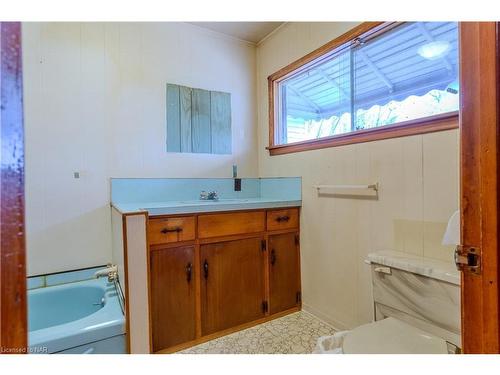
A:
23;22;257;275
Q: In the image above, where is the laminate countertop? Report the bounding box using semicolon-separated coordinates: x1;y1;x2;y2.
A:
112;197;302;216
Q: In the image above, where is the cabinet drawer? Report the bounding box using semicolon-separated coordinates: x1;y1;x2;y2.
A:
148;216;196;245
267;208;299;231
198;211;265;239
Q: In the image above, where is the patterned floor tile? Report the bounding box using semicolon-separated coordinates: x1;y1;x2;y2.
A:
178;311;335;354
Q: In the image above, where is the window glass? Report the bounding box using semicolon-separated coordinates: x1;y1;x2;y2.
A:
280;50;352;144
275;22;459;146
353;22;459;130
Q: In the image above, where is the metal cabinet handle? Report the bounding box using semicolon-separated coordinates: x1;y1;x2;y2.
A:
271;249;276;266
186;262;192;283
160;227;183;234
276;215;290;223
203;260;209;280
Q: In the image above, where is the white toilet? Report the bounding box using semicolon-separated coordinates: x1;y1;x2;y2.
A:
322;250;461;354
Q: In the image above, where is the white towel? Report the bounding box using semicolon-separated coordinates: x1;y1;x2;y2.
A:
442;210;460;246
313;331;349;354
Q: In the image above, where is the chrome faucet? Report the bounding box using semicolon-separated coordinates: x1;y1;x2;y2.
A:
200;190;219;201
94;264;118;283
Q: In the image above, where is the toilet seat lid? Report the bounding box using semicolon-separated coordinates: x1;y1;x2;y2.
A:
342;317;449;354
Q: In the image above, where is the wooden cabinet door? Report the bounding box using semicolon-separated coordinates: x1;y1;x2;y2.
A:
201;237;265;335
150;245;196;352
269;232;301;314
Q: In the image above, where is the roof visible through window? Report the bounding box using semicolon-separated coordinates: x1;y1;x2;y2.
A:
271;22;459;148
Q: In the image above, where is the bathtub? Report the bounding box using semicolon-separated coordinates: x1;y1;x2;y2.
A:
28;277;126;354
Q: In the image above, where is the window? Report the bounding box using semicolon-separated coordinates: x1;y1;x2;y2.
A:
268;22;459;155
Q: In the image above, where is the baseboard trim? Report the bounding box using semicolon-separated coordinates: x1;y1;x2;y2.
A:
302;304;351;332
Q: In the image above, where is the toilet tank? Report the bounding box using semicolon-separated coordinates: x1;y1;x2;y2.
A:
367;250;461;347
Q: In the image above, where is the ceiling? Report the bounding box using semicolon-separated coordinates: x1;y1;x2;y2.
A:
189;22;284;44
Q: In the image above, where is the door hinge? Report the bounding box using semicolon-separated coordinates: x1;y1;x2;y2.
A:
454;245;481;275
262;300;268;313
295;234;300;246
261;239;266;252
296;291;302;303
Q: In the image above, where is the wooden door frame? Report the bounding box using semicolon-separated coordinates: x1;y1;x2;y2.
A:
459;22;500;353
0;21;27;354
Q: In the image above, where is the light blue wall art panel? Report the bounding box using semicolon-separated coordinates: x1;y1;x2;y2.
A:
166;84;181;152
210;91;231;154
166;84;232;154
191;88;211;153
179;86;192;152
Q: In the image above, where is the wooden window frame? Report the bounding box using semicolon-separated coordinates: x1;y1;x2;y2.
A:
267;22;460;156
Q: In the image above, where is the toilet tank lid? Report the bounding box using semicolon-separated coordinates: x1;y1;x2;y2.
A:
366;250;460;285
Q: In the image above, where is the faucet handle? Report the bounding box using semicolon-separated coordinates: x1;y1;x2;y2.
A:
108;271;118;283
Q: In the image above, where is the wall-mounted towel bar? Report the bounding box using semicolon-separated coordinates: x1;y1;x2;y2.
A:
314;183;379;197
314;183;378;191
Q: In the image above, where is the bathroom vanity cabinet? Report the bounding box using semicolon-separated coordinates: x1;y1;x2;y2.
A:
268;232;301;314
150;245;197;350
148;207;301;353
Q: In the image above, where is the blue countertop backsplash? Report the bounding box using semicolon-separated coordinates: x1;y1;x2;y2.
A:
110;177;302;215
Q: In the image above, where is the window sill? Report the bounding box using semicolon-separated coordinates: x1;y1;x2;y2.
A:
267;112;459;156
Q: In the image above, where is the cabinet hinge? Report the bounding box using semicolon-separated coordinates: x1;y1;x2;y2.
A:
455;245;481;275
295;234;300;246
261;239;266;251
296;291;302;303
262;300;269;313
